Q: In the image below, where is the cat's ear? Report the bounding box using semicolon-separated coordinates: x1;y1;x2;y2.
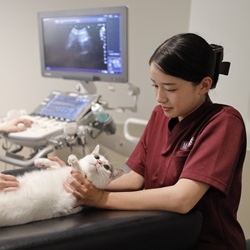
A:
111;168;125;180
92;144;100;154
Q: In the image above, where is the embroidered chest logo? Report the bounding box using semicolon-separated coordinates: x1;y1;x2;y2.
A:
180;136;195;150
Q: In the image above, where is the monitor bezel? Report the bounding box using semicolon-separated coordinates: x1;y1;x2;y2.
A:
37;6;128;83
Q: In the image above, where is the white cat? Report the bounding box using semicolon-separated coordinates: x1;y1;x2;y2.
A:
0;145;124;227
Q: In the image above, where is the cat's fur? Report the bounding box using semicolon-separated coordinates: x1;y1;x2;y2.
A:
0;145;124;227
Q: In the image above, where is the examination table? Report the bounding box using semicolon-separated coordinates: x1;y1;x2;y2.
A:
0;167;203;250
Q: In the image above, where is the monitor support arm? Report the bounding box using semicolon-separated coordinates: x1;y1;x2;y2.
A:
75;81;97;95
75;81;140;113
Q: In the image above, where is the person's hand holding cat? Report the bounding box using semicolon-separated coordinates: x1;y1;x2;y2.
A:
47;156;67;167
64;172;104;208
0;117;32;192
0;173;19;192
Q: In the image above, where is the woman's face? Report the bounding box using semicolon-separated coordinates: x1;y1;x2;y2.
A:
150;63;209;121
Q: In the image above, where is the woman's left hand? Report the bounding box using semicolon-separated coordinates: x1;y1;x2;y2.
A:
47;156;66;167
0;174;19;192
64;172;104;207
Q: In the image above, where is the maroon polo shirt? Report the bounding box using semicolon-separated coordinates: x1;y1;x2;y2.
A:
126;97;246;249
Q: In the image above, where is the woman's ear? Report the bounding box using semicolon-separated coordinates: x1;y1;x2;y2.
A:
199;77;212;94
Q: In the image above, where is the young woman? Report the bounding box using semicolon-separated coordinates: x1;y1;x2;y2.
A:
0;117;33;191
64;33;246;249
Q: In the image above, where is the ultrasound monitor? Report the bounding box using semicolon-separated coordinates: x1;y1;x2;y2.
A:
37;6;128;84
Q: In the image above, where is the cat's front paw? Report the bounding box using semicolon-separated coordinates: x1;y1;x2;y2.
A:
34;158;61;169
68;155;82;173
68;155;78;166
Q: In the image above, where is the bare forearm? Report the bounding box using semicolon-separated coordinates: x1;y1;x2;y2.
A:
97;179;210;214
72;183;178;212
105;171;144;191
97;188;179;212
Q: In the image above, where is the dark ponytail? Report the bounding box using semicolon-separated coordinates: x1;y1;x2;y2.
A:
149;33;230;89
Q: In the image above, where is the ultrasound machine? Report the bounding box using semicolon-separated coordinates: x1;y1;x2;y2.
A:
0;6;139;168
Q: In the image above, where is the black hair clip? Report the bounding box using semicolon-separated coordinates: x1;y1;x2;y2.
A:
210;44;231;76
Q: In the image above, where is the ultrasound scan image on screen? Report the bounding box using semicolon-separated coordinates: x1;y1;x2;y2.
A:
43;21;108;72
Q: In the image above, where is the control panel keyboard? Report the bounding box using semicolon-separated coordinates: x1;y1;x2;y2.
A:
6;115;66;147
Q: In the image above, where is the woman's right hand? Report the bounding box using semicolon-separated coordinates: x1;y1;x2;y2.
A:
0;173;19;192
63;171;104;208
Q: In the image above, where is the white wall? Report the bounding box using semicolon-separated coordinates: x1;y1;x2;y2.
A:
189;0;250;147
189;0;250;239
0;0;190;123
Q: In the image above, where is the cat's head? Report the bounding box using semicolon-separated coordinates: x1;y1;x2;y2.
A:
79;144;124;189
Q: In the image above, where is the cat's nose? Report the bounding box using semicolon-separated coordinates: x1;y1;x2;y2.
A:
96;159;102;164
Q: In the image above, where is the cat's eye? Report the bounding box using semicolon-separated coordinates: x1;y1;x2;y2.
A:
103;164;110;170
94;154;100;160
